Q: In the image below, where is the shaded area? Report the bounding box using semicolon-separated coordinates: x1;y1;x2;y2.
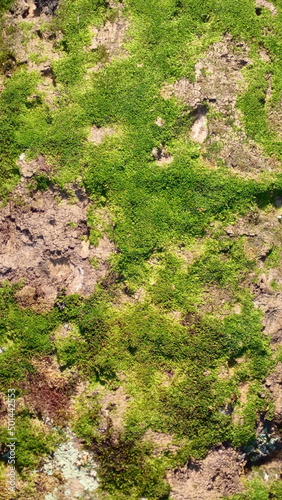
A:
35;0;59;15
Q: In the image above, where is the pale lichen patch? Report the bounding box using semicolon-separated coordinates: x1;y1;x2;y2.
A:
43;430;99;497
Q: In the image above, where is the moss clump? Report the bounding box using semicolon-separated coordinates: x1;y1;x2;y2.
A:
0;414;60;471
0;0;282;496
228;477;282;500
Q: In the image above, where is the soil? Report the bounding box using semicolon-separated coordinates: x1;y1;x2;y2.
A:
167;445;245;500
0;156;114;311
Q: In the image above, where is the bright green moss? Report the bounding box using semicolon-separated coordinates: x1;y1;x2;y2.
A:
0;70;39;202
228;477;282;500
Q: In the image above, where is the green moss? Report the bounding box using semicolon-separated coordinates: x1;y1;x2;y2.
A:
33;173;50;191
73;394;101;445
0;415;60;471
0;70;39;202
264;246;281;268
99;441;170;499
52;0;108;51
0;282;58;386
0;0;282;495
228;477;282;500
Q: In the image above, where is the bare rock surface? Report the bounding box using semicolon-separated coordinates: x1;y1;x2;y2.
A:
2;0;62;107
219;138;278;174
0;157;114;310
170;35;278;175
100;385;129;433
167;445;245;500
155;116;164;127
265;363;282;425
143;430;179;457
256;0;278;15
190;105;208;143
152;145;173;166
199;284;235;317
224;211;282;350
253;269;282;351
10;0;59;17
173;35;249;111
268;97;282;139
88;125;117;144
225;211;282;430
89;15;129;60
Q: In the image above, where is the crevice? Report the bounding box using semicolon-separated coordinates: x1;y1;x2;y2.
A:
34;0;60;15
49;256;69;266
40;67;57;87
36;29;43;40
238;59;248;68
22;8;30;18
33;7;41;18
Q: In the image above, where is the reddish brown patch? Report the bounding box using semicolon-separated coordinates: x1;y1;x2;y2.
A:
19;357;76;424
